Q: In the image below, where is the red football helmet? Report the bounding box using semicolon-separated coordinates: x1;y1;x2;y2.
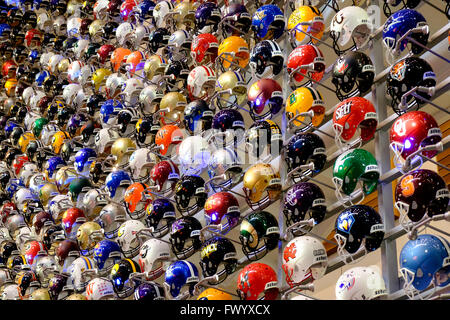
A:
204;192;240;231
12;156;30;176
149;160;180;197
55;239;80;266
395;169;449;226
191;33;219;65
23;240;46;265
97;44;116;65
2;60;17;78
124;182;153;220
24;29;42;49
107;0;122;17
61;207;86;236
120;0;140;22
390;111;442;166
0;202;18;224
247;78;284;121
236;262;279;300
32;211;54;237
287;44;325;85
332;97;378;150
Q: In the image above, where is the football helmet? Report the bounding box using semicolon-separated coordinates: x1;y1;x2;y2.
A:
128;148;159;183
139;85;164;115
178;136;211;175
197;288;232;300
61;207;86;239
68;178;93;208
92;240;122;276
145;198;176;239
246;120;283;160
100;99;125;128
251;5;285;41
134;282;165;301
199;237;237;282
237;263;278;300
386;57;436;114
153;0;174;28
383;0;421;17
159;92;188;127
85;277;115;300
249;40;284;79
95;128;121;156
329;6;373;56
149;160;180;198
399;234;450;298
285;132;326;182
143;55;168;82
165;30;192;62
335;265;387;300
174;175;207;216
74;148;97;176
187;66;216;101
92;68;112;93
204;191;240;233
123;182;153;220
183;100;214;136
334;205;385;263
247;78;283;121
286;87;325;132
283;182;326;230
242;163;281;210
382;9;429;63
195;2;221;33
211;109;245;148
332;51;375;101
96;203;127;240
105;170;132;202
68;257;97;292
76;221;103;256
191;33;219;66
389;111;442;169
169;216;202;260
213;70;247;110
288;6;324;47
109;138;136;169
332;149;379;206
332;97;378;150
154;125;184;157
239;211;279;260
395;169;449;227
164;260;199;299
116;220;146;258
110;48;132;72
282;236;328;287
217;36;250;70
138;238;171;281
147;27;170;54
220;3;251;37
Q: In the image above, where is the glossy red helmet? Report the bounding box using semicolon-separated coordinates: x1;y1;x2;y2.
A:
390;111;442;163
149;160;180;197
120;0;140;22
12;155;29;176
191;33;219;65
61;207;86;236
0;202;18;224
332;97;378;149
237;262;279;300
247;78;284;121
2;60;17;78
23;240;46;265
287;44;325;85
107;0;122;17
204;191;240;231
24;29;42;49
97;44;116;65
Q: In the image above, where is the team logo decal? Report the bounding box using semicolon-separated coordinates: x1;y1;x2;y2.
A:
337;212;355;233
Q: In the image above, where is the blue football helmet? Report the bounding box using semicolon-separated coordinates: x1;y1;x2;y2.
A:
100;99;124;128
251;5;286;41
382;9;429;61
164;260;199;298
74;148;97;175
195;2;221;33
137;0;156;22
6;178;24;198
44;157;67;182
0;24;11;40
4;121;19;139
399;234;450;298
134;282;165;300
93;240;122;275
105;170;131;200
35;70;50;87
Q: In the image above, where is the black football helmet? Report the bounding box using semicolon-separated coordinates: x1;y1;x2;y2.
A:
110;258;141;299
332;51;375;101
169;216;202;260
174;175;208;216
183;100;214;136
144;198;176;239
249;40;284;78
199;237;237;283
148;28;170;54
246;119;282;160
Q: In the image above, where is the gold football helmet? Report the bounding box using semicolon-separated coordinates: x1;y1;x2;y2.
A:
51;131;70;155
143;55;168;81
76;221;104;255
18;132;36;153
30;288;51;300
242;163;282;210
159;92;187;126
109;138;136;169
213;70;247;110
217;36;250;70
39;183;60;208
55;166;80;193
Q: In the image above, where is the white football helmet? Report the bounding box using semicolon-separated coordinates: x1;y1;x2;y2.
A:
82;188;108;220
68;257;98;292
19;163;39;187
53;15;67;36
139;85;164;114
282;236;328;287
116;22;135;47
48;194;74;223
335;265;387;300
93;0;109;20
128;148;159;183
116;220;146;258
13;188;37;213
63;84;86;109
166;30;192;62
68;60;85;84
86;278;115;300
40;123;60;146
187;66;216;100
1;284;21;300
105;73;126;99
138;238;171;281
73;39;90;60
119;78;144;106
95;128;121;155
48;54;65;74
178;136;211;175
153;0;175;28
37;11;53;33
33;255;59;286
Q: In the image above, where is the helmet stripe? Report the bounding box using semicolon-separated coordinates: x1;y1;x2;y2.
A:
83;257;92;269
125;258;137;273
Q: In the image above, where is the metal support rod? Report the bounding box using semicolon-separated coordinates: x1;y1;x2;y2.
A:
418;154;450;172
410;92;450;115
405;36;450;63
288;66;337;93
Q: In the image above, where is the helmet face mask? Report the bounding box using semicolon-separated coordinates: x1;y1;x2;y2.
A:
169;217;202;260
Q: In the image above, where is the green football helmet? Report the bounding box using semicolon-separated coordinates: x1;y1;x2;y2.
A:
239;211;279;261
68;178;93;207
332;148;379;206
32;118;49;138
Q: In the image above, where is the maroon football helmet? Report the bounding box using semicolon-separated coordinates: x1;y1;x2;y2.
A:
149;160;180;197
204;191;240;232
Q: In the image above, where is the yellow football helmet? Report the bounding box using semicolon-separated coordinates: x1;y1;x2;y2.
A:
143;55;168;81
58;58;71;74
242;163;281;210
39;183;60;208
213;70;247;110
285;87;325;132
110;138;136;168
159;92;187;126
51;131;70;155
92;68;112;92
197;288;233;300
67;0;83;16
217;36;250;70
18;132;36;153
89;19;106;42
31;288;51;300
5;79;18;97
76;221;104;254
288;6;324;46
